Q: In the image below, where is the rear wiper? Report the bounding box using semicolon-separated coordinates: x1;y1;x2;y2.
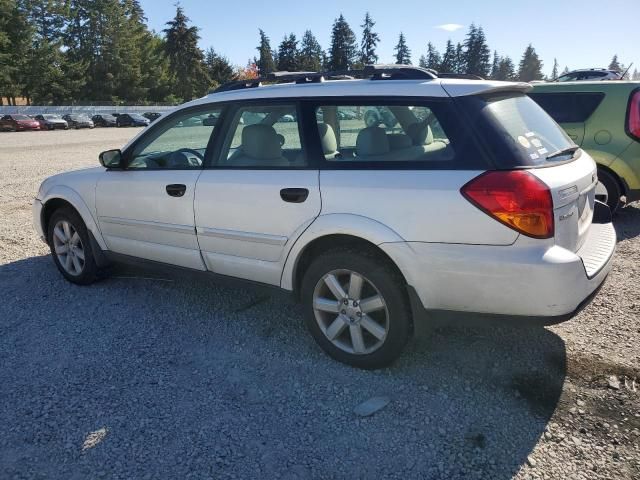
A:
546;145;579;160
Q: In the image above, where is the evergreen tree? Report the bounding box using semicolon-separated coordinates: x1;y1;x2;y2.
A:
562;66;570;75
0;0;31;104
453;42;465;73
490;50;500;79
359;12;379;65
418;55;427;68
328;14;357;70
256;29;275;75
394;32;411;65
423;42;440;70
495;56;516;81
205;47;234;89
439;40;456;73
163;6;210;101
277;33;298;71
551;58;559;80
298;30;323;72
632;68;640;81
608;54;621;72
463;24;491;77
517;44;544;81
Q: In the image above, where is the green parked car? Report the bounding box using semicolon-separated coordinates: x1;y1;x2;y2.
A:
529;81;640;212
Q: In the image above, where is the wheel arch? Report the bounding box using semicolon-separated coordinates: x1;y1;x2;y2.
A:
281;214;408;294
41;186;107;249
597;163;627;196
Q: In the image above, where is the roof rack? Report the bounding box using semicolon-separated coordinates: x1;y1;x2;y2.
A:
212;64;438;93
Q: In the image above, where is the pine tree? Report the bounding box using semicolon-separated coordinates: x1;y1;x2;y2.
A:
439;40;456;73
298;30;323;72
453;42;465;74
163;6;210;101
561;66;570;75
418;55;427;68
608;54;621;72
551;58;559;81
0;0;32;104
632;68;640;81
256;29;275;75
517;44;544;81
490;51;500;79
463;24;491;77
205;48;234;89
359;12;379;65
394;32;411;65
277;33;299;71
423;42;440;70
495;56;516;81
328;14;357;70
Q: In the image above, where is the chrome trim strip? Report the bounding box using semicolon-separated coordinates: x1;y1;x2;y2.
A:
99;216;195;234
197;226;287;246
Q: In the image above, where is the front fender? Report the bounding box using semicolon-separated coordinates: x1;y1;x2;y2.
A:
41;185;107;250
280;213;406;290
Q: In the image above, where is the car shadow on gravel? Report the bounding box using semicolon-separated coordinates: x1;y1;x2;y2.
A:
1;255;566;479
615;203;640;241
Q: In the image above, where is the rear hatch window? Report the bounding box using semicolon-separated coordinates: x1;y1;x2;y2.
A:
460;93;578;168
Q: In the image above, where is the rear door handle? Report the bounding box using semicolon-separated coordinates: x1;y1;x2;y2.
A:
280;188;309;203
166;184;186;197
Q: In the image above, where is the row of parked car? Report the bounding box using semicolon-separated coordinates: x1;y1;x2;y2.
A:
0;112;163;132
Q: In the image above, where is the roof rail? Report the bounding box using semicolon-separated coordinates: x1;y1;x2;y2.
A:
212;64;438;94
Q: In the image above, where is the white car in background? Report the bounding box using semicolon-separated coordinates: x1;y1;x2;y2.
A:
33;65;616;369
556;68;623;82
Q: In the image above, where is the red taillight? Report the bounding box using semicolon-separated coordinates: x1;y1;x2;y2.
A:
461;170;554;239
628;90;640;141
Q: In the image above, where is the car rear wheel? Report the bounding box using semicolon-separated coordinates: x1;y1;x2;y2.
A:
596;169;622;214
301;249;411;369
47;208;99;285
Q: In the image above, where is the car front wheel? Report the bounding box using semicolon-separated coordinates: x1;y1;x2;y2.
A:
47;208;99;285
596;169;622;214
301;249;411;369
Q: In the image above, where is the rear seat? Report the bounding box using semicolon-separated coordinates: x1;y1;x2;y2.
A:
356;126;450;162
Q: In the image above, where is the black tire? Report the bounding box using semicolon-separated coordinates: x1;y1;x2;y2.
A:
301;249;412;369
47;207;99;285
597;168;622;214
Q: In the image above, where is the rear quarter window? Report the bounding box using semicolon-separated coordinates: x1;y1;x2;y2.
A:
459;93;577;168
528;92;604;123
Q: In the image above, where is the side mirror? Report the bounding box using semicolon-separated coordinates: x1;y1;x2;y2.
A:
99;149;122;168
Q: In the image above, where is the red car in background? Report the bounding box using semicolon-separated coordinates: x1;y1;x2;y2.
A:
0;114;41;131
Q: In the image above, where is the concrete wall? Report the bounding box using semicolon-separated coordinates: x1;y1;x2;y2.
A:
0;105;176;116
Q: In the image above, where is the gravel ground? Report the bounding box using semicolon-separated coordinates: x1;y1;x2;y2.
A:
0;129;638;479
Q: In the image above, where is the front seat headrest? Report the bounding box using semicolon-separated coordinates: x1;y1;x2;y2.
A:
241;124;283;160
318;123;338;155
406;122;434;146
356;127;390;157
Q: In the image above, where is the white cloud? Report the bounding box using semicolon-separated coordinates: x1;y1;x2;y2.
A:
436;24;464;32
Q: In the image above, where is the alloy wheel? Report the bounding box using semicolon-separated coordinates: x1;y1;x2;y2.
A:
312;269;389;355
52;220;85;276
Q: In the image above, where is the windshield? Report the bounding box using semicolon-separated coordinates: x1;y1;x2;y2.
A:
13;115;30;120
464;93;576;167
43;115;60;120
130;114;146;120
101;115;116;120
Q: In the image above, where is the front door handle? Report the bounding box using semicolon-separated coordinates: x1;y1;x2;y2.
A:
166;184;186;197
280;188;309;203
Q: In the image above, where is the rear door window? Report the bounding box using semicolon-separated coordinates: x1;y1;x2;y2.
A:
308;99;486;169
528;92;604;123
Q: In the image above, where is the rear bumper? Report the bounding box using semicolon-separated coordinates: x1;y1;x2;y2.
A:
382;217;616;320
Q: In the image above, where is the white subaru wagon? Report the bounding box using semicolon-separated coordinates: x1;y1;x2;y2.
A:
33;66;616;369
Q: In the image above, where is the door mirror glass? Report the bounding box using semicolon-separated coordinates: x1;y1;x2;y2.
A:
99;149;122;168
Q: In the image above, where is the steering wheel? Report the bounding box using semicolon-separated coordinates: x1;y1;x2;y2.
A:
175;148;204;167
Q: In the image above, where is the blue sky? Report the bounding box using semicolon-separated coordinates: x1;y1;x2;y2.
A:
138;0;639;77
